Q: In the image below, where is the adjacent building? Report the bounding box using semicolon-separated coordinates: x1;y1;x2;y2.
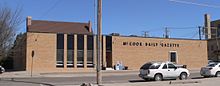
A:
207;19;220;61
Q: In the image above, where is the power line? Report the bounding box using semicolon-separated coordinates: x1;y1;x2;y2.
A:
190;30;199;39
167;26;198;29
144;26;197;34
40;0;61;19
169;0;220;8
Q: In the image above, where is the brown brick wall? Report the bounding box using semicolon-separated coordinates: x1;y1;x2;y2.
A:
26;32;96;73
112;36;208;70
26;32;57;72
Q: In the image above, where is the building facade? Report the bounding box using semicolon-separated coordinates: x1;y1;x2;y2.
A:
110;36;207;69
206;19;220;60
14;17;209;73
210;19;220;38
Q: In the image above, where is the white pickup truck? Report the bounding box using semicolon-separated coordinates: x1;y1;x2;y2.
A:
139;61;190;81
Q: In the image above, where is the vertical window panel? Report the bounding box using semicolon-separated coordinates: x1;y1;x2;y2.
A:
77;35;84;67
87;35;94;67
67;34;74;67
56;34;64;67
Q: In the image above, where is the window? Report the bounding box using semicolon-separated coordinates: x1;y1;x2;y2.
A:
168;63;176;69
207;63;217;67
57;34;64;67
218;24;220;37
77;35;84;67
149;64;161;69
140;63;152;69
162;64;167;69
211;45;214;51
87;35;94;67
170;51;177;63
140;62;161;69
67;35;74;67
106;36;112;51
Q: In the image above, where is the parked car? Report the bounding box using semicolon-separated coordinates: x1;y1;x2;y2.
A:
139;61;190;81
0;66;5;74
208;60;220;64
200;62;220;77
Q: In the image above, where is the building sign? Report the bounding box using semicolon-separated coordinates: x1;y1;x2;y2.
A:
122;42;180;47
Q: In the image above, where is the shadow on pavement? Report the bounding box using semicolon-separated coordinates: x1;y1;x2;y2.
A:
191;77;205;80
129;79;147;83
129;79;177;83
1;78;54;86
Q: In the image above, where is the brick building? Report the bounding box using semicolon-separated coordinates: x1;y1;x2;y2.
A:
207;19;220;61
13;17;208;73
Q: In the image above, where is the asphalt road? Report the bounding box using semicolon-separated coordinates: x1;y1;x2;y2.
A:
0;72;202;86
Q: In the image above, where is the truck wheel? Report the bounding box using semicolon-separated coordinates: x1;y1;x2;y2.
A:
179;72;187;80
154;74;163;81
215;71;220;77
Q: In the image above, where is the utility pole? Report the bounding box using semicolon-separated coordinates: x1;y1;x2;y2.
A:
198;26;202;40
204;14;211;39
97;0;102;85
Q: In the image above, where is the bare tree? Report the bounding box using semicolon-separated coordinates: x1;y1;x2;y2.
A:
0;6;22;60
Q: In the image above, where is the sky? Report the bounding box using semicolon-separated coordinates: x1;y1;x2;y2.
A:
1;0;220;39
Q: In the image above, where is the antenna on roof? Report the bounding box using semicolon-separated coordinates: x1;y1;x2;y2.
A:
142;31;149;37
164;27;169;38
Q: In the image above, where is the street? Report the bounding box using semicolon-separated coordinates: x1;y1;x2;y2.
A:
0;71;202;86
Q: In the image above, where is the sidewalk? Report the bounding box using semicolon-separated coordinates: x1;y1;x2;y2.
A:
0;70;139;78
0;69;200;78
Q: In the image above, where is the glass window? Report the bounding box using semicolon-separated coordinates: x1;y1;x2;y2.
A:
207;63;217;67
162;64;167;69
141;62;161;69
211;45;214;51
140;63;152;69
168;63;176;69
56;34;64;67
217;24;220;37
67;34;74;67
106;36;112;51
170;52;177;63
77;35;84;67
87;35;94;67
149;64;161;69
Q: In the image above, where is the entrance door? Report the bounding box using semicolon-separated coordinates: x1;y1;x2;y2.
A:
106;51;112;67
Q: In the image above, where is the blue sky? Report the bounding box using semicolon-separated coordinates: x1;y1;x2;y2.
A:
1;0;220;39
